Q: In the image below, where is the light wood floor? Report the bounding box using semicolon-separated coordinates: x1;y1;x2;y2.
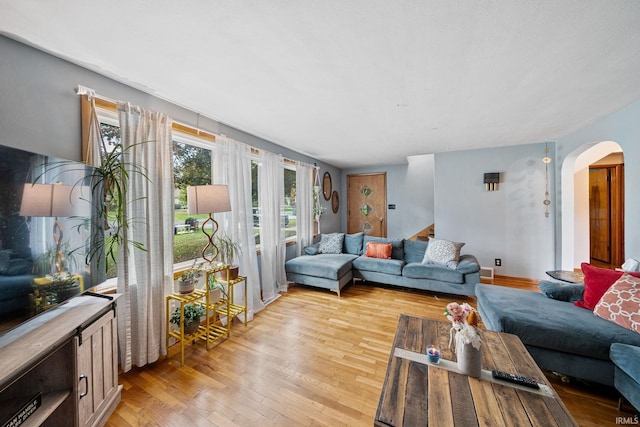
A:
106;277;625;426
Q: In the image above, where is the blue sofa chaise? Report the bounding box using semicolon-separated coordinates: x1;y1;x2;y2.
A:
285;233;481;297
476;282;640;387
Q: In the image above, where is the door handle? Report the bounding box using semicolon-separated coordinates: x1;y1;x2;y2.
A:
79;375;88;398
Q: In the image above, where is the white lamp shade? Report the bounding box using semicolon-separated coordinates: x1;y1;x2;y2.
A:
19;183;87;217
187;185;231;215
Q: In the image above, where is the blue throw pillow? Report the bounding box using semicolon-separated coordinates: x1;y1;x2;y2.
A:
343;232;364;255
304;244;320;255
404;239;428;263
538;280;584;302
319;233;344;254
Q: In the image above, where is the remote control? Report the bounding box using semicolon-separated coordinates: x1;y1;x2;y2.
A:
491;370;540;389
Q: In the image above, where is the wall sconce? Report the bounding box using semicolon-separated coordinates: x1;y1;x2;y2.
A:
483;173;500;191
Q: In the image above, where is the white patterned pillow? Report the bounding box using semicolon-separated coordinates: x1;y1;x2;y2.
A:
422;239;465;269
318;233;345;254
593;274;640;334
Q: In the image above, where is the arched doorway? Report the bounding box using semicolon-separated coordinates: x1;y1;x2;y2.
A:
561;141;624;270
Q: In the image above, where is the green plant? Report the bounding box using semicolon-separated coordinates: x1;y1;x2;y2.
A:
215;233;242;266
46;271;79;291
169;303;205;326
32;243;80;277
90;140;150;272
179;259;203;281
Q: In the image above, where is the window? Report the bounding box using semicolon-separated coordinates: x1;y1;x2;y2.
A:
251;160;297;245
172;139;213;264
283;166;296;240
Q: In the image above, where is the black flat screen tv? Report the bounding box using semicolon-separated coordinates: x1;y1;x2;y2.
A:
0;143;98;335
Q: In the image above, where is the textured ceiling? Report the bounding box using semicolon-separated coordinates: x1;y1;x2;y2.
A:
1;1;639;168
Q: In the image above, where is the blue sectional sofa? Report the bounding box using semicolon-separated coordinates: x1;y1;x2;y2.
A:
476;282;640;387
285;233;481;297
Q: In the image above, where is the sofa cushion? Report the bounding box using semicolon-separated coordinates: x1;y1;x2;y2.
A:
476;284;640;361
610;343;640;384
362;236;404;260
403;239;428;264
352;256;404;276
285;254;357;280
594;274;640;334
318;233;344;254
364;242;392;259
539;280;584;302
422;239;464;269
574;263;640;310
403;262;464;283
343;232;364;255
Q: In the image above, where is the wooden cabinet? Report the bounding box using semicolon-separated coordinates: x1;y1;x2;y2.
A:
0;294;121;427
76;306;120;427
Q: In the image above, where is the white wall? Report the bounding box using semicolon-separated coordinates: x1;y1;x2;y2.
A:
435;143;555;280
573;167;590;266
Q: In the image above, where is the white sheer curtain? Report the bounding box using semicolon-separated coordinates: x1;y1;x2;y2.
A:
117;102;174;372
295;162;314;256
211;135;265;320
258;151;286;301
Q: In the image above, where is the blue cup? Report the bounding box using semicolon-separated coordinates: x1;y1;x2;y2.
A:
427;345;441;364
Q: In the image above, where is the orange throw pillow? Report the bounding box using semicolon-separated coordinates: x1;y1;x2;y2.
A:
365;242;392;259
593;274;640;333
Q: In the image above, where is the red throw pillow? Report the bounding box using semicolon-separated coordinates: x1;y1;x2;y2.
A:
574;263;640;310
365;242;392;259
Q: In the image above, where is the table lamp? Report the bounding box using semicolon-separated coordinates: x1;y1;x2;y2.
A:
19;182;78;273
187;184;231;263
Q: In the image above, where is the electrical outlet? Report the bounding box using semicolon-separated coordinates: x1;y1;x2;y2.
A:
495;258;502;267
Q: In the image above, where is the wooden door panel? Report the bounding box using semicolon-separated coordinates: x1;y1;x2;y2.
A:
589;168;611;263
347;173;387;237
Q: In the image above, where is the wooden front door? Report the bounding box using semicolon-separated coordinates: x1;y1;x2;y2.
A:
347;173;387;237
589;164;624;268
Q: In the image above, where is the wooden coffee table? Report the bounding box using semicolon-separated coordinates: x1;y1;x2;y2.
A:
375;315;578;426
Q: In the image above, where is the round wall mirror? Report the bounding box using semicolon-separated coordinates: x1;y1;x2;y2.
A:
323;172;332;200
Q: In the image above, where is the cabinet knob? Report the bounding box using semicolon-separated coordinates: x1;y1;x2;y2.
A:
79;375;89;398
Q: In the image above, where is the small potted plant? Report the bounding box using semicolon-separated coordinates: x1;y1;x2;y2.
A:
169;303;205;335
177;260;203;294
215;233;242;280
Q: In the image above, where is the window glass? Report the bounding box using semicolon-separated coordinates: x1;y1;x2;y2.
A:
251;160;260;245
284;167;296;240
172;140;212;264
99;123;120;279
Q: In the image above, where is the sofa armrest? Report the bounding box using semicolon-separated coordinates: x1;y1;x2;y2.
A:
457;254;480;274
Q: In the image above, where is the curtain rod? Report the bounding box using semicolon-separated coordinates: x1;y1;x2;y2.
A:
75;84;314;169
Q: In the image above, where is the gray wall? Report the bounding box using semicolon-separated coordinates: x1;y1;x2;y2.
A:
0;35;338;256
3;35;640;278
555;99;640;264
434;143;555;280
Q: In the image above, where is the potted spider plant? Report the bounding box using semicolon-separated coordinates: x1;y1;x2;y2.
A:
169;303;205;335
177;260;203;294
215;233;242;280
